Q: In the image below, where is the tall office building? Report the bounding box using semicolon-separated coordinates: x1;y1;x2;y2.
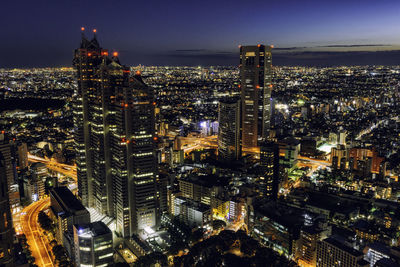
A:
217;97;241;161
0;152;13;267
0;133;19;214
73;29;159;237
239;45;273;151
73;221;113;267
259;141;279;199
73;29;106;209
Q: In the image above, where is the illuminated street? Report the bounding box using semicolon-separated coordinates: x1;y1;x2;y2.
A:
21;198;55;267
28;153;77;181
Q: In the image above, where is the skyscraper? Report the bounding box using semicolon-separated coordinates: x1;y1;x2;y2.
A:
73;29;159;237
0;133;19;214
217;97;241;161
0;152;13;267
73;28;106;209
259;140;279;199
239;45;273;151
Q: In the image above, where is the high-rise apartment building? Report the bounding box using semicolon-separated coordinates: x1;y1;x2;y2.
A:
218;97;241;161
0;152;13;267
73;30;159;236
239;45;273;151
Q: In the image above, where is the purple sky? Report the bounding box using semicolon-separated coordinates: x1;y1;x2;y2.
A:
1;0;400;67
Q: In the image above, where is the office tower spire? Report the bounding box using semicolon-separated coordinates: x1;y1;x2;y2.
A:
73;31;159;236
240;45;273;152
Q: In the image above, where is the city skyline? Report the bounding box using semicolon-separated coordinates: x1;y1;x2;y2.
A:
2;1;400;266
2;0;400;67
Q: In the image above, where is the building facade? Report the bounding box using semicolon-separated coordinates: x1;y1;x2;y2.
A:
259;141;280;199
218;97;241;161
316;237;368;267
239;45;273;151
73;221;113;267
50;186;91;254
0;152;13;267
73;30;159;237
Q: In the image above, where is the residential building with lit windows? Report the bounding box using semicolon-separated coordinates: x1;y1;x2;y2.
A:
250;202;305;257
0;152;13;267
73;221;113;267
295;225;331;267
73;30;159;237
239;44;273;151
316;237;369;267
173;196;211;228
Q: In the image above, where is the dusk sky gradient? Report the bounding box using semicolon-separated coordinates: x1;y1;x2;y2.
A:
1;0;400;67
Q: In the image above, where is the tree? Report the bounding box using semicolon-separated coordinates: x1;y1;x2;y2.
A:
211;219;226;231
134;252;167;267
240;238;259;256
189;228;205;244
38;211;53;232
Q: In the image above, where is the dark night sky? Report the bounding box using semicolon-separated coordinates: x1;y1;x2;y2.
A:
1;0;400;67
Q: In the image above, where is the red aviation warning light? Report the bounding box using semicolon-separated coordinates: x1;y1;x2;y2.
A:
113;52;118;57
93;29;97;33
257;44;261;47
81;27;85;31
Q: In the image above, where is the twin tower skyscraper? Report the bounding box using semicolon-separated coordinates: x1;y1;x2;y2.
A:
74;30;274;237
73;29;159;237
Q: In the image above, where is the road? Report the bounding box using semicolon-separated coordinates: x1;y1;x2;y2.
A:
28;154;77;181
21;198;55;267
356;115;399;140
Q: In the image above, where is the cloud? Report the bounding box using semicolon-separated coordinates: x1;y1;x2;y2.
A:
175;49;207;52
318;44;390;48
